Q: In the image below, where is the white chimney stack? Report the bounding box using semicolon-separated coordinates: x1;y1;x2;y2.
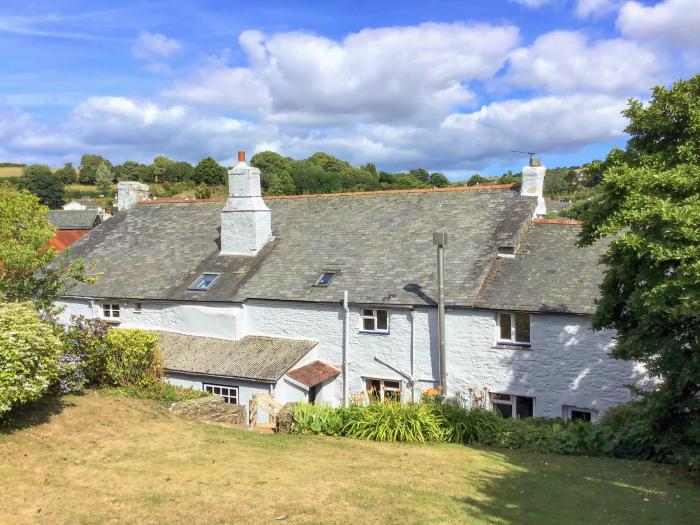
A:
220;151;273;256
520;158;546;217
116;181;149;211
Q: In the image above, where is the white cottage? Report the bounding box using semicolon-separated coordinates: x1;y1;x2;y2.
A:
56;152;649;422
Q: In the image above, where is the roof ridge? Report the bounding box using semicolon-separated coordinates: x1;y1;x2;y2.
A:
532;217;582;225
138;183;518;205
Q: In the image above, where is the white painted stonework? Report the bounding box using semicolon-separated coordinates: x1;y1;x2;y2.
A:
116;181;149;211
57;296;650;420
521;165;547;216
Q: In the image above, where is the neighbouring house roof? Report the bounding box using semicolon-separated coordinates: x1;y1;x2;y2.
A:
475;221;611;315
48;210;102;230
545;200;572;213
49;230;88;252
156;331;318;382
60;186;536;307
287;360;340;387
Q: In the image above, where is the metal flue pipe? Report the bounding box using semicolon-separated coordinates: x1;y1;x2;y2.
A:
433;232;448;395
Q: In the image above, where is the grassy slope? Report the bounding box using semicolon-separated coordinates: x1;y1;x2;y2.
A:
1;392;697;525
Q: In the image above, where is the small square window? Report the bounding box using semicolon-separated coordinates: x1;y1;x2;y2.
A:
204;384;239;404
135;303;142;313
564;406;595;422
491;393;534;419
365;378;402;403
360;308;389;333
189;273;220;291
315;272;336;287
102;303;120;319
497;311;531;346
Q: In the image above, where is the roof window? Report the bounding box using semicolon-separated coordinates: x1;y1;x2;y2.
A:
497;246;515;258
189;273;220;291
315;272;336;287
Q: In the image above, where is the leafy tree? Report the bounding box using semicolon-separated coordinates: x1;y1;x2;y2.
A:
192;157;227;186
251;151;292;191
94;163;113;193
149;155;175;183
194;184;211;199
113;160;149;182
17;164;65;208
409;168;430;184
579;75;700;459
55;162;78;185
165;161;193;182
308;152;350;173
466;174;489;186
79;154;111;184
0;302;62;416
0;190;95;310
429;172;449;188
267;170;296;195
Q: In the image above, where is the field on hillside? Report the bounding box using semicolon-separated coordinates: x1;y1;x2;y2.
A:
1;392;697;525
0;166;25;177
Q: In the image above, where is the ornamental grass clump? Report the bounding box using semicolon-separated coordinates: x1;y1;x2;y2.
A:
291;402;349;436
343;401;446;443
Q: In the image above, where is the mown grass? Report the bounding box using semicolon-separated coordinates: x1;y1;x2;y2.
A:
1;392;698;524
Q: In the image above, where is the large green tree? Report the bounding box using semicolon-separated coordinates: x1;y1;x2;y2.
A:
113;160;149;182
579;75;700;459
94;163;113;193
192;157;227;186
0;190;94;310
17;164;65;208
79;154;111;184
55;162;78;185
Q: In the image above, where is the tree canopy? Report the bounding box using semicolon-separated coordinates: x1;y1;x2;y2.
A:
55;162;78;185
579;75;700;458
79;154;111;184
192;157;227;186
17;164;65;208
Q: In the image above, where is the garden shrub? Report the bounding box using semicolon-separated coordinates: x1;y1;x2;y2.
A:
105;329;161;388
432;402;500;444
58;316;110;392
343;402;446;443
291;403;353;436
102;382;210;403
0;302;62;416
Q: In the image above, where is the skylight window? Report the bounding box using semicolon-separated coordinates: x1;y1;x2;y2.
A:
189;273;220;291
315;272;336;287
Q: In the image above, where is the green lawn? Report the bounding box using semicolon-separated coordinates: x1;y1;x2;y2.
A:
1;392;697;524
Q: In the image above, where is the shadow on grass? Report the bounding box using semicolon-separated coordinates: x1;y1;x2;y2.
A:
452;448;694;525
0;395;75;435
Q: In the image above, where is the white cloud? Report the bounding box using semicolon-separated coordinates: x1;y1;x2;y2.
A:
505;31;662;94
575;0;622;18
164;23;519;126
132;31;182;60
617;0;700;48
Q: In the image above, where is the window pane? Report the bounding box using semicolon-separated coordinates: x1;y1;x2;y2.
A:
376;310;388;330
514;313;530;343
103;305;110;317
494;403;512;418
384;389;401;402
363;317;375;331
384;381;400;390
112;304;120;317
367;380;381;402
515;396;533;419
205;386;213;393
571;410;591;422
499;313;512;340
362;309;373;317
317;272;335;286
492;393;511;402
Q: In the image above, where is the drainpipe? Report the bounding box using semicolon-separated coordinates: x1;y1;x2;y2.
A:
343;290;350;407
409;309;415;402
433;232;448;395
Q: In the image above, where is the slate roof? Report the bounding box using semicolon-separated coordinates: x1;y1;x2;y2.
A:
62;187;535;306
287;360;341;387
475;221;611;315
156;331;317;382
48;210;102;230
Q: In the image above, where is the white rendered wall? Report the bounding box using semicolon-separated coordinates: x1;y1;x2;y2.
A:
55;299;243;340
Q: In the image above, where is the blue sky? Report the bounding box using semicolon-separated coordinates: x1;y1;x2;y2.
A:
0;0;698;177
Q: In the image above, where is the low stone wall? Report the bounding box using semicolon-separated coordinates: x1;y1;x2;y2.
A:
169;395;246;426
275;402;297;434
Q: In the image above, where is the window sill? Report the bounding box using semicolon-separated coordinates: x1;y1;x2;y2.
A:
102;319;122;325
492;343;531;350
359;330;390;336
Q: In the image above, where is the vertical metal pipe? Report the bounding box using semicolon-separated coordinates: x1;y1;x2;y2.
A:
437;243;447;395
343;290;350;407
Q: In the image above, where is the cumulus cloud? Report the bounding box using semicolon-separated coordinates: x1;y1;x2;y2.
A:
575;0;622;18
165;23;519;126
617;0;700;49
505;31;662;94
132;31;182;60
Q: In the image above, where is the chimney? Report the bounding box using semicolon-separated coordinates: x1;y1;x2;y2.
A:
520;157;546;217
116;181;149;211
220;150;273;256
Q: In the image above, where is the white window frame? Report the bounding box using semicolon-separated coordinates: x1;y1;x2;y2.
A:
360;308;389;333
314;271;336;287
102;303;120;319
563;405;597;422
490;393;534;419
496;311;531;346
365;378;402;402
203;383;239;404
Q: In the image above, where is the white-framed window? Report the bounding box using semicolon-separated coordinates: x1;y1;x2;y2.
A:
102;303;120;319
314;271;336;287
490;393;534;419
563;405;596;422
365;378;402;402
203;384;239;404
361;308;389;333
134;302;142;314
189;272;220;291
496;311;531;346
